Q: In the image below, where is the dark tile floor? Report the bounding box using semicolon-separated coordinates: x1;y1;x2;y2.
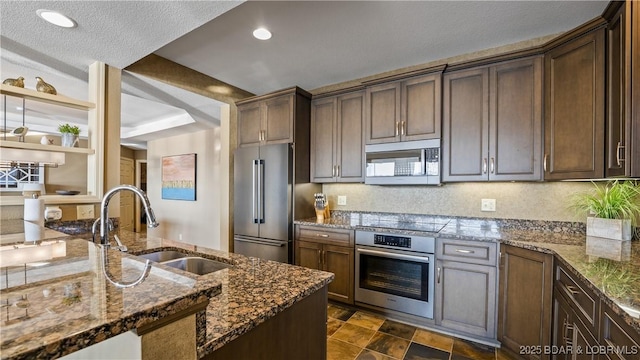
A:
327;303;521;360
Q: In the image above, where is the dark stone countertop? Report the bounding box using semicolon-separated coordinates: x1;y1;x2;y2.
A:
295;212;640;337
0;221;334;360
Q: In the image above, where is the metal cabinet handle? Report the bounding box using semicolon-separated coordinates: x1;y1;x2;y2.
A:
483;158;488;174
563;318;574;346
395;121;400;136
317;249;322;268
565;285;580;296
616;142;625;167
490;157;495;174
455;249;474;254
401;121;406;136
316;234;330;238
437;267;441;284
336;165;340;177
332;165;336;177
543;154;548;172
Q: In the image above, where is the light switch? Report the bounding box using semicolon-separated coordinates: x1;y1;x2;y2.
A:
77;204;95;219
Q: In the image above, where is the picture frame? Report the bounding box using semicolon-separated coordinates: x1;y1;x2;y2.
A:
161;153;196;201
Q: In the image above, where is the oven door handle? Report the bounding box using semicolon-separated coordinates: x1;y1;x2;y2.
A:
357;247;430;263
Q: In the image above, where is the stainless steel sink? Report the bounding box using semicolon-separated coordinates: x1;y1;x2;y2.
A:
137;250;188;262
161;257;232;275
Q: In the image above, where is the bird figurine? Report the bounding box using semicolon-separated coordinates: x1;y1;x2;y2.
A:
2;76;25;88
35;76;57;95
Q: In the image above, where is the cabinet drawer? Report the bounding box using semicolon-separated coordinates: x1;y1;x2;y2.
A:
555;262;599;335
600;304;640;360
296;226;354;246
437;238;497;266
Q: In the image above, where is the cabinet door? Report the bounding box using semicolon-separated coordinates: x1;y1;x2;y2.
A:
544;29;605;180
401;73;441;141
553;292;573;360
310;97;337;182
365;82;401;144
336;91;365;182
606;5;627;177
631;0;640;177
238;102;263;147
435;260;497;338
324;244;354;304
296;240;322;271
442;67;490;182
490;57;543;181
600;305;640;360
573;319;599;360
263;94;294;144
498;245;553;360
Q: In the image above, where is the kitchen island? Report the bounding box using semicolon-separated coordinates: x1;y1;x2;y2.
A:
0;221;333;360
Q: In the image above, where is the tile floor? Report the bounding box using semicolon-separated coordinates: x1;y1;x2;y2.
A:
327;303;520;360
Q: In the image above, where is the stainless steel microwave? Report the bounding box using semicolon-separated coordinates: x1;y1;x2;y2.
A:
364;139;441;185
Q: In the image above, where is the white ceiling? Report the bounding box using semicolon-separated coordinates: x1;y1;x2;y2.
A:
0;0;610;147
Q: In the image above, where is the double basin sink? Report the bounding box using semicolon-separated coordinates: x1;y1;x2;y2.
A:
137;250;231;275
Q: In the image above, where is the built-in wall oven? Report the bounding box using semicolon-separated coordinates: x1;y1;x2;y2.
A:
355;230;435;319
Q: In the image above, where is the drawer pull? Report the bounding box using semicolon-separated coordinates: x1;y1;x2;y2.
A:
455;249;475;254
565;285;580;296
437;267;441;284
316;234;330;238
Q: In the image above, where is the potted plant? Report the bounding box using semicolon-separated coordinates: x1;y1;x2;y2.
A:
571;180;640;241
58;123;80;147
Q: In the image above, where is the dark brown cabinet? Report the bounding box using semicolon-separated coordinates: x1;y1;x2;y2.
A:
442;56;543;182
600;303;640;360
236;87;311;147
365;71;442;145
553;290;599;360
498;245;553;360
295;225;354;304
606;3;627;177
435;238;498;340
310;91;365;183
544;28;605;180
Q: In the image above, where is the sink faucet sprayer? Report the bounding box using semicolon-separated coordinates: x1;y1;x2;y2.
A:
93;184;159;288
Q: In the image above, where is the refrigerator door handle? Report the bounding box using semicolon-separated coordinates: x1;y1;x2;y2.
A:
258;159;265;223
252;159;259;224
234;236;286;247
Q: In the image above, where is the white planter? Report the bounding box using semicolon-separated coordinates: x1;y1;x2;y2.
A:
586;217;632;241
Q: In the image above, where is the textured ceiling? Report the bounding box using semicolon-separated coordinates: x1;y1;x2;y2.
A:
157;1;610;95
0;1;610;146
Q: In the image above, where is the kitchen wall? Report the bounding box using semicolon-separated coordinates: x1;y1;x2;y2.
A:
146;127;224;250
322;182;594;222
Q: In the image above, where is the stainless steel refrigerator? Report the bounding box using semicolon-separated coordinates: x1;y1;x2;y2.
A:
233;143;318;263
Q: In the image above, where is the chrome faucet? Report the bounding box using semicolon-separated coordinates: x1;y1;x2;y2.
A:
94;184;159;288
95;184;159;248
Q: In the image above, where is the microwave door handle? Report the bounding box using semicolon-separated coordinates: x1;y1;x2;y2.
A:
421;149;426;175
357;247;430;263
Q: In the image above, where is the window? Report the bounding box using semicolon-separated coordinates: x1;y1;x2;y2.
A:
0;162;44;192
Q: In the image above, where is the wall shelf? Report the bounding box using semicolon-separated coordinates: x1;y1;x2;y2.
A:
0;140;95;155
0;84;95;110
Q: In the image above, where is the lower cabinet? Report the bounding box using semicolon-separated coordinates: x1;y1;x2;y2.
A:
498;245;553;360
553;288;599;360
435;238;498;340
295;225;354;304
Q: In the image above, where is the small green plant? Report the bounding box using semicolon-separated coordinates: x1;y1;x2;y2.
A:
571;180;640;225
58;123;80;135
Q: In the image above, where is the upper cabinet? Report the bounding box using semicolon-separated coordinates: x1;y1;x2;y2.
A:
236;87;311;147
544;28;605;180
442;56;543;182
364;69;443;145
311;90;365;183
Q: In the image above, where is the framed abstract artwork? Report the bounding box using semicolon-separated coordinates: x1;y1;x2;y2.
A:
161;153;196;201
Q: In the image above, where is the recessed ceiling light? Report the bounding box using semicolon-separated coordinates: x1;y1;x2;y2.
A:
253;27;272;40
36;9;77;28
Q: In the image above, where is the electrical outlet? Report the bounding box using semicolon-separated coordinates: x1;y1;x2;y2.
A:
481;199;496;212
76;205;94;219
337;195;347;206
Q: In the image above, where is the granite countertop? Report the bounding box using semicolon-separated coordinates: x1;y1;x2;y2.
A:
295;213;640;336
0;222;334;360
